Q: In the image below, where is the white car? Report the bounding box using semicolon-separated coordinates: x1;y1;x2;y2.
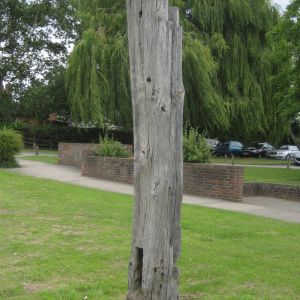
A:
294;151;300;165
268;145;299;160
206;138;219;151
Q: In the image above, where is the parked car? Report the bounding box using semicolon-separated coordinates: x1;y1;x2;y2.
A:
268;145;299;160
294;151;300;166
214;141;243;157
206;138;219;152
241;142;274;158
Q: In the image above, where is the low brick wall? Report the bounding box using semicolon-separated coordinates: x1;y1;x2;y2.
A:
82;156;244;201
184;163;244;201
59;143;98;167
82;156;134;184
59;143;134;167
244;182;300;202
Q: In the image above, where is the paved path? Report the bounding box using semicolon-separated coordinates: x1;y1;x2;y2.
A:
9;159;300;224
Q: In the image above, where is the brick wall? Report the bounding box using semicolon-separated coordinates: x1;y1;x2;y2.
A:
59;143;134;167
58;143;98;167
183;163;244;201
82;156;134;184
244;182;300;202
82;156;244;201
59;143;300;203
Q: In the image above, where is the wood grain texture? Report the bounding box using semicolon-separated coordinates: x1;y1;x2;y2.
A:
126;1;184;299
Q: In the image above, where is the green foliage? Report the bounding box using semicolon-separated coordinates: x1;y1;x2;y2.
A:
183;126;211;163
18;67;70;122
187;0;280;140
0;128;23;168
0;89;18;123
66;1;130;127
95;135;129;158
183;34;229;134
268;0;300;144
284;0;300;101
0;0;78;94
67;0;288;143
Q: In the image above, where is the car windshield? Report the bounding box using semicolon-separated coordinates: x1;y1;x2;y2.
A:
279;146;288;150
206;139;218;146
246;143;260;148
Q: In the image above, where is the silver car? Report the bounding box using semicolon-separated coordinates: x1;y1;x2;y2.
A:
294;151;300;165
268;145;299;160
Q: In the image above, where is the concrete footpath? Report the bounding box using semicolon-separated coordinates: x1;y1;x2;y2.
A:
9;159;300;224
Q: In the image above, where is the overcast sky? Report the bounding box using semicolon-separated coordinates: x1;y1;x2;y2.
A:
273;0;291;11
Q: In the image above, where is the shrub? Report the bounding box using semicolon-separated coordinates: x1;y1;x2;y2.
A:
183;126;211;163
95;135;129;158
0;128;24;168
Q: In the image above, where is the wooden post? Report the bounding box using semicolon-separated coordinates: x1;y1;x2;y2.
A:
126;1;184;299
33;138;36;153
231;154;235;166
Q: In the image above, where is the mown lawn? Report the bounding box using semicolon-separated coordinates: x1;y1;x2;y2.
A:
18;155;59;164
212;156;288;166
22;149;58;155
245;167;300;185
1;171;300;299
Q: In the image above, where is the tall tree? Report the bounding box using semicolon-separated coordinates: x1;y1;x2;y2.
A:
264;0;300;144
0;84;17;123
67;0;285;142
67;0;227;132
126;1;184;298
0;0;77;94
18;67;70;123
185;0;280;140
284;0;300;104
67;0;131;127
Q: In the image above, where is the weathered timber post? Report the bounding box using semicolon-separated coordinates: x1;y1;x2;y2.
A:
126;1;184;299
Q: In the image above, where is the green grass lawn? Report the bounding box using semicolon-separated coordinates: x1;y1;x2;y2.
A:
18;155;59;164
245;167;300;185
22;149;58;155
1;171;300;299
212;156;288;166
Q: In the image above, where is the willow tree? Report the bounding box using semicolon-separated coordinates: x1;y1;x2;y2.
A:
67;0;228;133
67;0;131;127
67;0;285;141
185;0;281;140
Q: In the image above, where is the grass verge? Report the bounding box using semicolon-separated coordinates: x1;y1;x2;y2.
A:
18;155;58;164
245;167;300;185
212;157;288;166
22;149;58;155
0;171;300;299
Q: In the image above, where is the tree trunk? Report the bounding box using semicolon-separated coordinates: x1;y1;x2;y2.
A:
0;78;4;93
126;1;184;299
